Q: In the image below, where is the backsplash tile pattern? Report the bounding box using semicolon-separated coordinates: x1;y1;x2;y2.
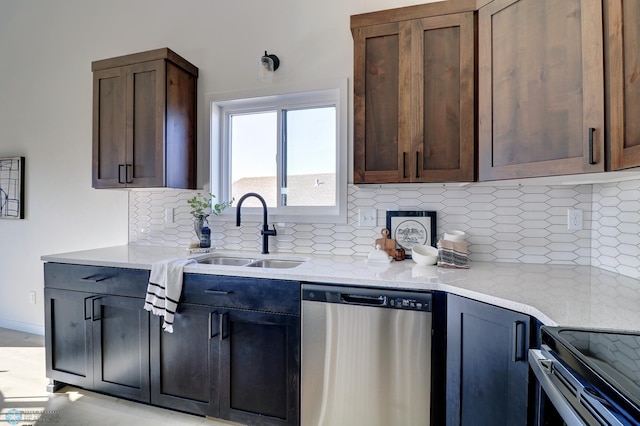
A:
592;179;640;279
129;183;594;265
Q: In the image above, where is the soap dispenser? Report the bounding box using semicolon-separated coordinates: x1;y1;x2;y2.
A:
200;225;211;248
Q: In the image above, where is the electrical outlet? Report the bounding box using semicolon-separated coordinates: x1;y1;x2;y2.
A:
567;209;583;230
164;208;174;223
358;208;377;227
29;291;36;304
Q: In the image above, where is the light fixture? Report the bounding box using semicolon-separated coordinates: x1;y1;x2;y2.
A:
258;51;280;83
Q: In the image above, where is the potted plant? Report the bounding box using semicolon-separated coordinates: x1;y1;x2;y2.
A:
187;193;233;246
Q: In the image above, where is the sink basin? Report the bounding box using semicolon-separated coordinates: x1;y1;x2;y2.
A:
197;256;254;266
246;259;305;269
196;254;306;269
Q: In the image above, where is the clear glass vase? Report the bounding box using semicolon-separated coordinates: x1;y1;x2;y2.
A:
193;215;209;241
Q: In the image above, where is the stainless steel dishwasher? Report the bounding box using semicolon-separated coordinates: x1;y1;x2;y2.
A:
301;284;432;426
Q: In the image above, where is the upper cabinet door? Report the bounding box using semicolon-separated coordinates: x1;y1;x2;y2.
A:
125;60;166;188
478;0;605;181
412;13;475;182
606;0;640;170
352;9;475;184
353;22;412;184
92;67;126;188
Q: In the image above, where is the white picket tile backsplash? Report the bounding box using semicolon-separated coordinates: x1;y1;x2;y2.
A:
129;181;640;278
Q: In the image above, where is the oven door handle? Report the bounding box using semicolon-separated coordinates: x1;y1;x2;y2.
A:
529;349;588;426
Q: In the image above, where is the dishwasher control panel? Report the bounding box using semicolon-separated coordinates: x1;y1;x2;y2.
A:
302;284;432;312
389;297;431;311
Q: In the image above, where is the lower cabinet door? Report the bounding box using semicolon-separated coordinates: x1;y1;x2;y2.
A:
446;294;531;426
92;295;150;402
219;309;300;426
150;303;220;417
45;288;94;389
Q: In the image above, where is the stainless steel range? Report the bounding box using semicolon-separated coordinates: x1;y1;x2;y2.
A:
529;326;640;425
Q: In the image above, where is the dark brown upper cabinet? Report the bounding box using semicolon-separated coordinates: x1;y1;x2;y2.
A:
478;0;605;181
605;0;640;170
92;48;198;189
351;1;476;184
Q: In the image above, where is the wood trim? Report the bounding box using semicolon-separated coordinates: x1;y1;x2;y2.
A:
477;0;498;181
606;0;640;169
411;19;425;181
351;0;477;29
581;0;605;172
398;21;413;182
92;48;198;77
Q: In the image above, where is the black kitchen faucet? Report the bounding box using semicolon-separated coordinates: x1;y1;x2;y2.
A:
235;192;277;254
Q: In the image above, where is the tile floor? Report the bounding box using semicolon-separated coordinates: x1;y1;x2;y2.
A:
0;328;237;426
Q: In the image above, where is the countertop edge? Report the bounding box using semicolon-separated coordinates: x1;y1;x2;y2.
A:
41;245;639;333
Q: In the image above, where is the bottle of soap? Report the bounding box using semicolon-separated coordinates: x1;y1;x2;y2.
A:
200;225;211;248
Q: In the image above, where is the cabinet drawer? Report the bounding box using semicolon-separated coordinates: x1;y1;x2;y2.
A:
182;274;300;315
44;263;149;297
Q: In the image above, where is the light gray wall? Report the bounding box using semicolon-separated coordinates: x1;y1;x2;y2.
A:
0;0;432;333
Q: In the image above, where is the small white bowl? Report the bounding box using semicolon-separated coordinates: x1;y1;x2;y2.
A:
444;230;466;242
411;244;438;266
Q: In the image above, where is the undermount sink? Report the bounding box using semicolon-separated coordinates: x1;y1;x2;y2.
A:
196;254;305;269
245;259;305;269
198;256;254;267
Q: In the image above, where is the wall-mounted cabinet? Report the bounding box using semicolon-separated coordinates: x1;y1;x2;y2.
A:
351;1;476;184
478;0;606;181
92;48;198;189
605;0;640;170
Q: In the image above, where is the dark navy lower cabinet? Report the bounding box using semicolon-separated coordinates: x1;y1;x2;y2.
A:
149;303;220;417
182;273;301;426
446;294;532;426
44;263;300;426
44;265;151;403
218;308;300;426
45;287;95;390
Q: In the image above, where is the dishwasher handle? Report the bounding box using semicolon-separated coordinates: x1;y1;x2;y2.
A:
341;294;387;306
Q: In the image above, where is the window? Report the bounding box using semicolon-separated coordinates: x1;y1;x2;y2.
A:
209;81;348;223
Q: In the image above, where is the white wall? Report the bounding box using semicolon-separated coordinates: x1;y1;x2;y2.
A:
0;0;432;333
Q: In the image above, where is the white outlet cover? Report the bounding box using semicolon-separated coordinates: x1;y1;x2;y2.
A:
567;209;583;230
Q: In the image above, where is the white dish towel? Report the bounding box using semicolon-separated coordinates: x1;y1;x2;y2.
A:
144;258;196;333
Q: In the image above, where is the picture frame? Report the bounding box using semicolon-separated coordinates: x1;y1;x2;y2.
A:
0;156;25;220
386;210;436;258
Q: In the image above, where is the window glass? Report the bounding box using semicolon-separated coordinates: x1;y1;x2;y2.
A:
209;82;347;224
230;111;277;208
284;107;336;207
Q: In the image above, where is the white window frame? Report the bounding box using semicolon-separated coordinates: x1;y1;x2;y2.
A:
207;79;348;224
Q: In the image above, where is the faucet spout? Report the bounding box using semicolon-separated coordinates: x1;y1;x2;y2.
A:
235;192;277;254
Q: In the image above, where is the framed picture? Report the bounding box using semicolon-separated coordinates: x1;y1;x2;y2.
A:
386;210;436;258
0;157;25;219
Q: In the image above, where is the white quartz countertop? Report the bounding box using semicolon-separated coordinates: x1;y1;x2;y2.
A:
41;245;640;333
